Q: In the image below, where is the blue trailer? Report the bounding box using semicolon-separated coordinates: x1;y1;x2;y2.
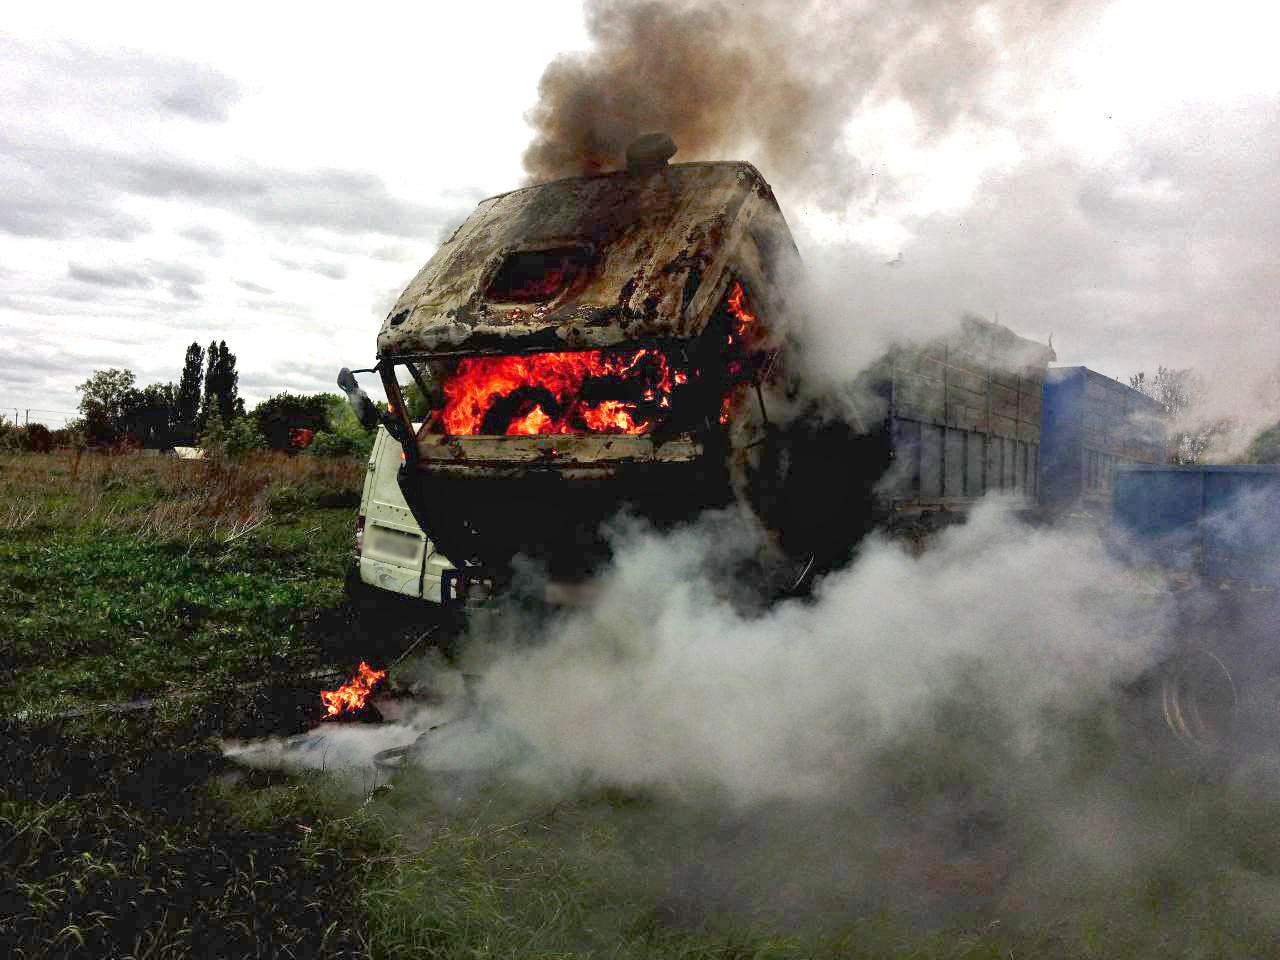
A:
1040;366;1168;507
1113;464;1280;584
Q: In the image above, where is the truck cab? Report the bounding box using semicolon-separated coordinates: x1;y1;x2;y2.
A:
351;148;803;594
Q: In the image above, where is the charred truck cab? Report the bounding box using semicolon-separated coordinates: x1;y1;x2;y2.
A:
344;139;803;599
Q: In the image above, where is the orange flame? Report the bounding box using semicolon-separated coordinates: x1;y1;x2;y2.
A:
581;399;651;433
439;348;675;436
507;405;554;435
725;280;756;347
320;662;386;718
718;282;757;424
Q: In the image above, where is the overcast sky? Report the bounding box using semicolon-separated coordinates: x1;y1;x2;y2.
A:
2;0;1277;436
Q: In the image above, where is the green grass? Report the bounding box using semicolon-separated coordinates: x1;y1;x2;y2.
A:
0;450;386;957
0;451;361;710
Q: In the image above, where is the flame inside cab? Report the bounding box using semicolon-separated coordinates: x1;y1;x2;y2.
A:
415;282;756;438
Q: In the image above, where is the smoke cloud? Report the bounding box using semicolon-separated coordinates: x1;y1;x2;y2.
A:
420;502;1274;933
523;0;1103;204
472;503;1166;803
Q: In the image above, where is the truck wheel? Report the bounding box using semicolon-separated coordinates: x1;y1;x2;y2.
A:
1160;647;1238;749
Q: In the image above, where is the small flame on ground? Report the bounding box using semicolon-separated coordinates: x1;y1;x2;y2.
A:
320;661;387;718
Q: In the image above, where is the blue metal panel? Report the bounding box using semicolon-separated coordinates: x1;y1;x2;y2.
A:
1114;464;1280;582
1040;367;1085;504
1201;468;1280;581
1113;467;1203;569
1042;367;1168;506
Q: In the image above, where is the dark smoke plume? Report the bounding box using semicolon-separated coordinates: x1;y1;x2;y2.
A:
523;0;1104;206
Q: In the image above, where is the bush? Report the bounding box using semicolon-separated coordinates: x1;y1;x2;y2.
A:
199;416;266;458
51;423;85;448
0;421;56;453
251;393;337;451
22;423;54;453
224;417;267;456
305;429;371;459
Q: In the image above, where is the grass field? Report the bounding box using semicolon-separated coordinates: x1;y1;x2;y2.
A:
3;449;1280;958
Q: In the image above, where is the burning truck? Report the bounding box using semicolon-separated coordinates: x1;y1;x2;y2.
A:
339;136;1055;604
325;140;1277;749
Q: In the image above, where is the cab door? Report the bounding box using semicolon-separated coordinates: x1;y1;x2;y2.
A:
358;427;435;598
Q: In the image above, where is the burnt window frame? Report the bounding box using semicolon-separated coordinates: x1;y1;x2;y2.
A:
480;243;596;306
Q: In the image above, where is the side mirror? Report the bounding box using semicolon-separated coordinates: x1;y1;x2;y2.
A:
338;368;414;446
337;368;382;431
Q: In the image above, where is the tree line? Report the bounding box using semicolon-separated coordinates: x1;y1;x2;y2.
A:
75;341;243;447
59;341;371;457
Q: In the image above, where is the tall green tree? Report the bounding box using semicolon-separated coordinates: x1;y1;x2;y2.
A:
175;341;204;441
200;340;218;428
76;368;137;444
200;340;243;427
216;341;243;422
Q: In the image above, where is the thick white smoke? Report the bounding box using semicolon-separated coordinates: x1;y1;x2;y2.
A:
468;503;1169;805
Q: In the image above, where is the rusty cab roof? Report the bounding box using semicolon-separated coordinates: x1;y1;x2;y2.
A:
377;161;797;358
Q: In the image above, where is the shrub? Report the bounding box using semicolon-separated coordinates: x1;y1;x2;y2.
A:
305;429;370;459
200;417;266;458
0;421;56;453
251;393;336;451
223;417;267;456
22;423;54;453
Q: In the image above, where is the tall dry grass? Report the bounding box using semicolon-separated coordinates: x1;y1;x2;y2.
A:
0;450;364;541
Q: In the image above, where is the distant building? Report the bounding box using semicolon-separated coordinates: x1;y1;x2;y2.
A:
1040;366;1168;506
